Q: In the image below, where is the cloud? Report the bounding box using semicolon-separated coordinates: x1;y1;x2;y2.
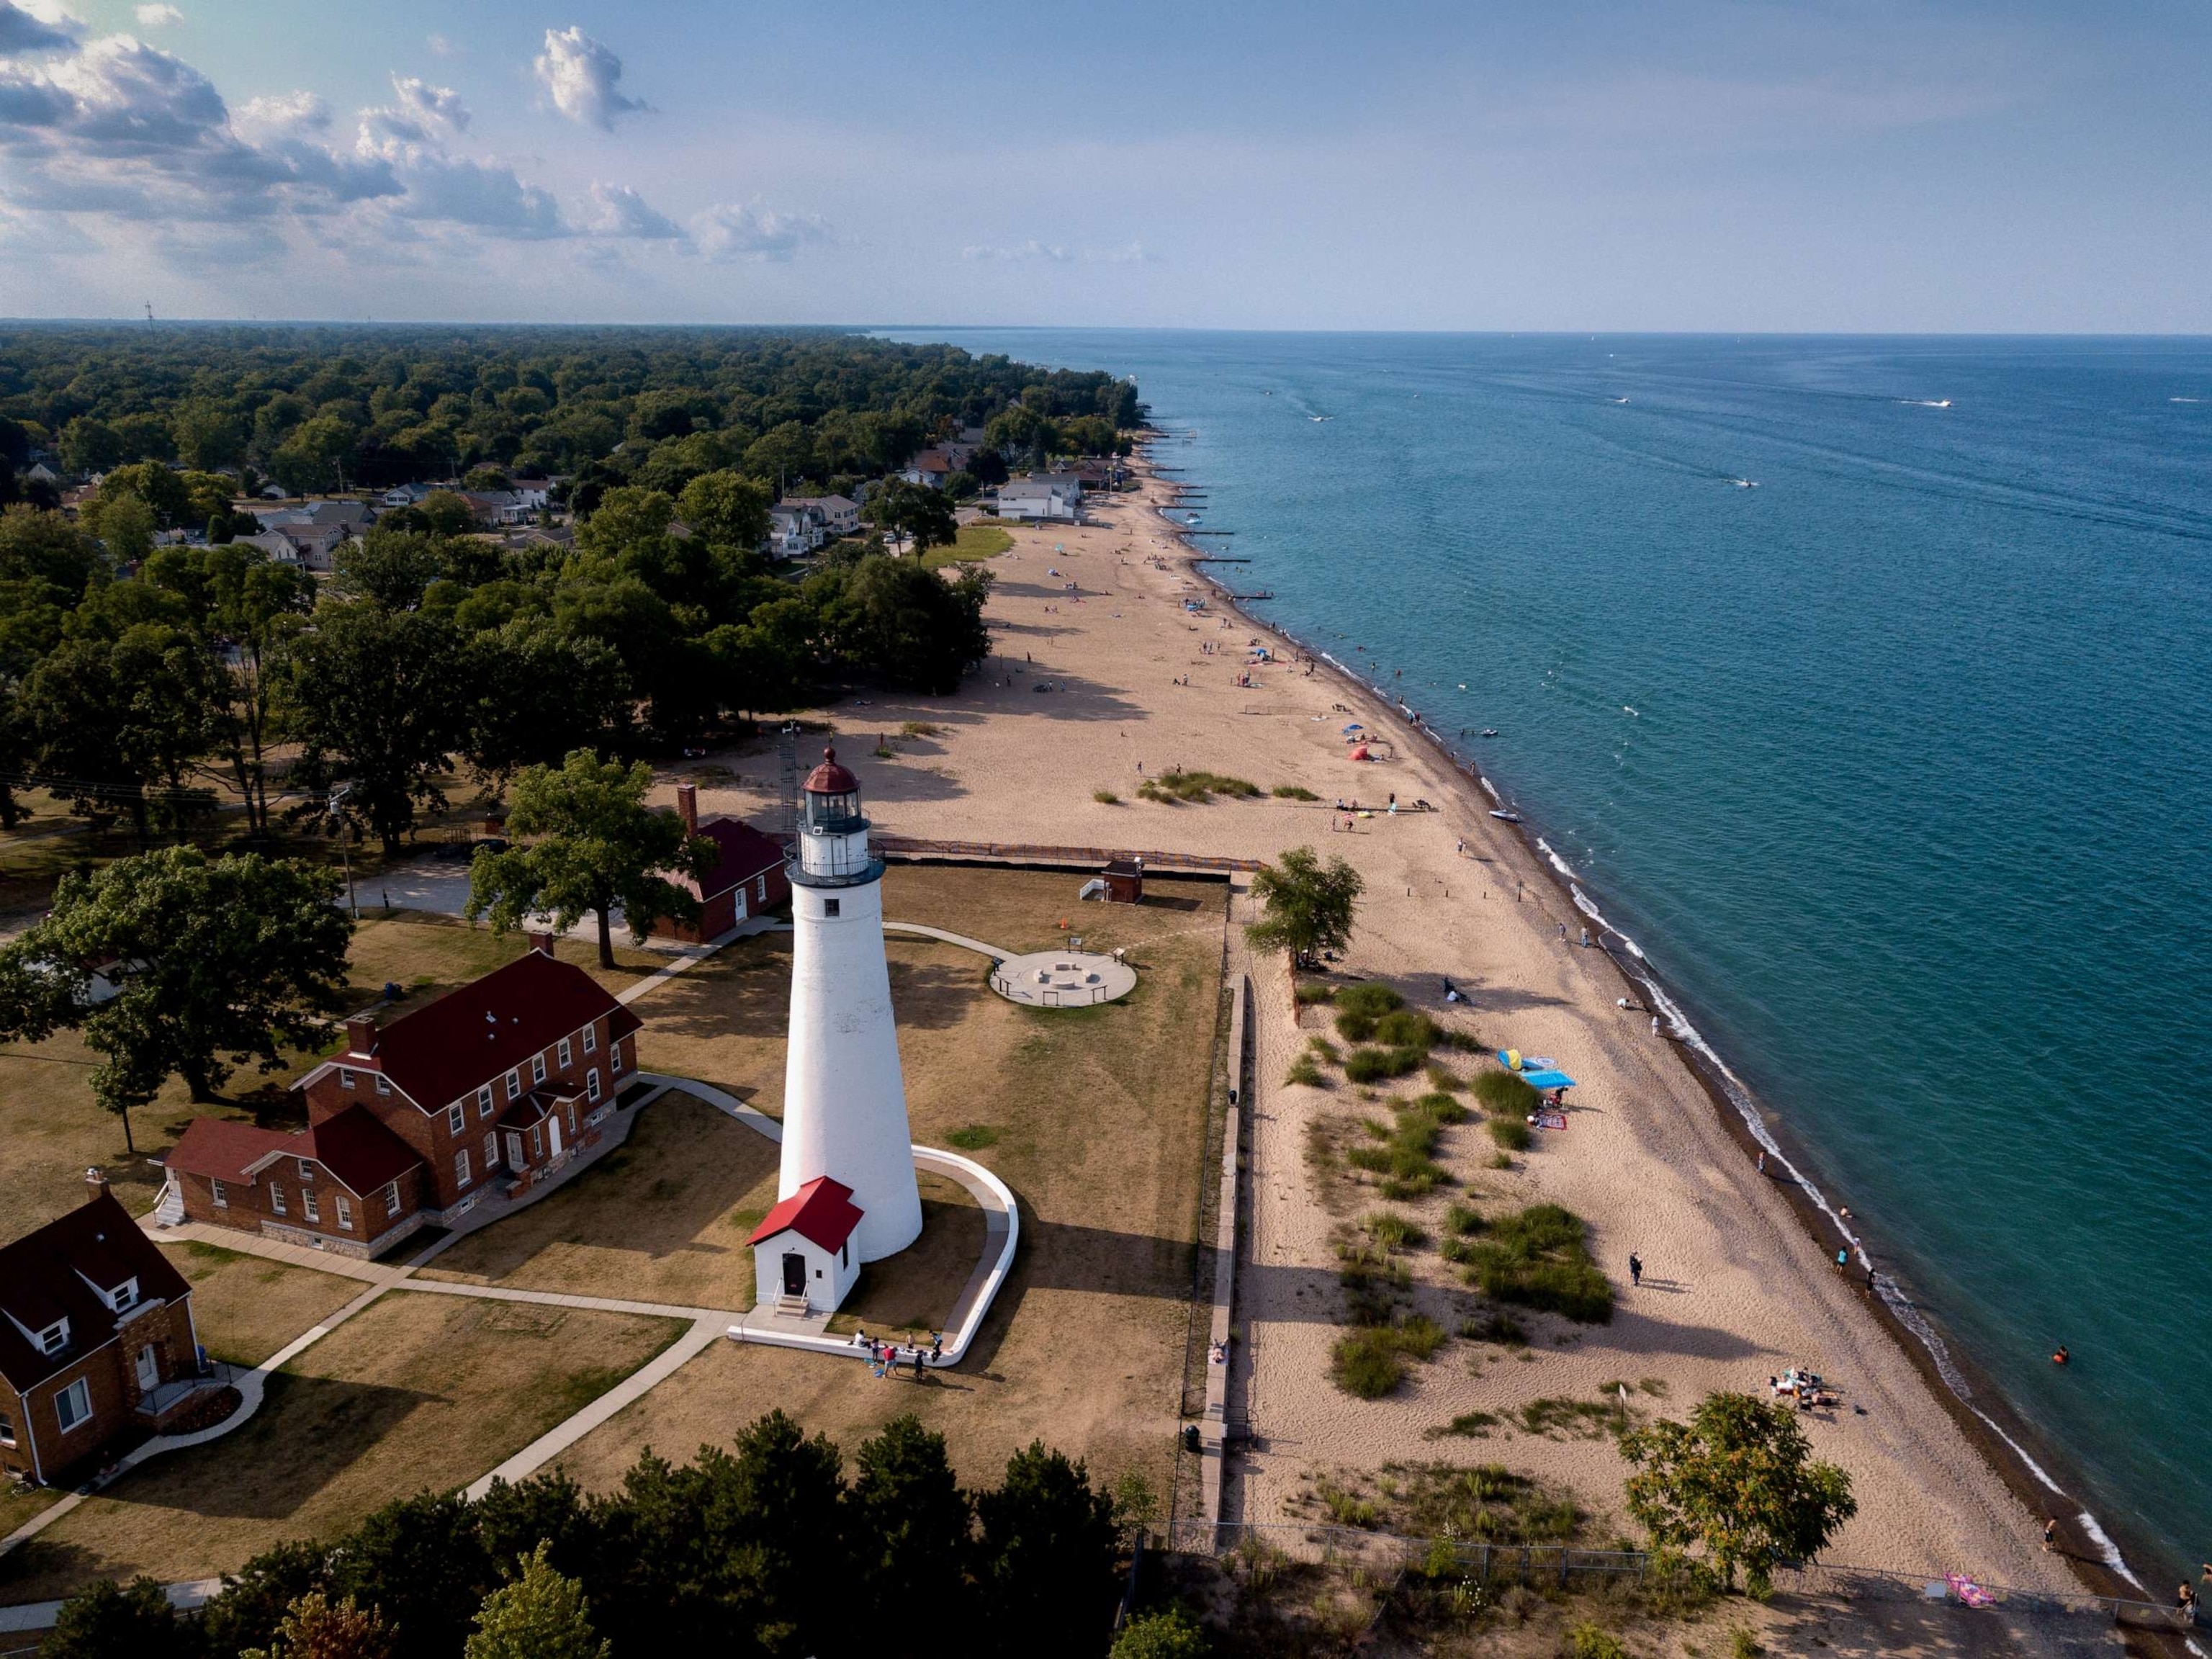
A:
696;200;828;262
0;0;81;55
1084;240;1156;264
533;25;644;130
133;4;182;27
236;89;329;135
589;181;683;240
426;32;457;58
963;238;1071;263
393;153;565;238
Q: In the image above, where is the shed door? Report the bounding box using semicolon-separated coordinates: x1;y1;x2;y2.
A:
781;1252;807;1295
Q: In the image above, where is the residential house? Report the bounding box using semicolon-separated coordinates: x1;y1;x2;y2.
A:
765;502;827;559
1;1172;211;1488
995;474;1082;522
654;786;789;945
781;494;860;536
380;483;436;508
459;490;533;526
166;940;642;1258
24;462;58;487
899;449;958;489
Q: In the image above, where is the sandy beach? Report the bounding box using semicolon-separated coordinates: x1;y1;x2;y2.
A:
679;464;2077;1591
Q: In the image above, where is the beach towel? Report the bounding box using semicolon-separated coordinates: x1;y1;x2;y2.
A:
1945;1574;1995;1609
1519;1070;1578;1091
1534;1109;1568;1130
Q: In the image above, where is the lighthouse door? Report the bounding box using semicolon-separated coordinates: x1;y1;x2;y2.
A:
781;1253;807;1296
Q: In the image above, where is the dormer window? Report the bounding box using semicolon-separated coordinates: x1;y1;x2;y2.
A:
110;1278;138;1312
37;1319;68;1355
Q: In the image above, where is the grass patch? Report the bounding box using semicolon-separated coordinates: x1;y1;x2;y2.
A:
1461;1308;1529;1346
1307;1035;1341;1062
945;1124;999;1150
1487;1117;1532;1152
1137;768;1261;804
1439;1028;1488;1054
1460;1204;1614;1323
1444;1202;1483;1236
1424;1411;1499;1440
1411;1090;1468;1124
1330;1316;1447;1398
1295;981;1338;1006
1284;1054;1325;1088
1316;1480;1377;1529
158;1244;364;1367
1362;1211;1426;1252
1332;981;1404;1042
920;522;1012;567
1373;1010;1439;1050
1426;1063;1465;1092
900;720;943;738
1343;1046;1426;1084
1473;1069;1540;1116
1372;1462;1584;1543
1509;1394;1637;1440
1271;784;1320;801
1092;789;1119;804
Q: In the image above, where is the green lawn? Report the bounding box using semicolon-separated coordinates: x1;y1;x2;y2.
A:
922;523;1013;567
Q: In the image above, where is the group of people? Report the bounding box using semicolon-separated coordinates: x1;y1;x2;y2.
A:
1768;1367;1835;1411
854;1329;943;1380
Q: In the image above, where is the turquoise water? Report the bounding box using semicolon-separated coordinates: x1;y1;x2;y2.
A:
890;328;2212;1581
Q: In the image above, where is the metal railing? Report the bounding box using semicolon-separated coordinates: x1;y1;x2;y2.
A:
873;834;1261;873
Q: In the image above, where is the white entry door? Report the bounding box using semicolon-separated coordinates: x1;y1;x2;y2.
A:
135;1345;158;1390
548;1115;563;1158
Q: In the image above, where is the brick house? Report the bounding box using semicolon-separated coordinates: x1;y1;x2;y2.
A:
653;786;789;945
166;940;642;1259
1;1173;209;1487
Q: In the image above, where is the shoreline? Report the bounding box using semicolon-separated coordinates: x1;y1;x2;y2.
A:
1144;444;2164;1608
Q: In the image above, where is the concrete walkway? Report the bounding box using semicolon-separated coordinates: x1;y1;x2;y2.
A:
881;920;1010;961
0;1577;225;1636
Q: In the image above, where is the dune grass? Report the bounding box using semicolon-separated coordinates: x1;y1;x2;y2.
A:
1460;1204;1614;1323
1331;1315;1448;1398
1333;982;1405;1043
1137;768;1262;804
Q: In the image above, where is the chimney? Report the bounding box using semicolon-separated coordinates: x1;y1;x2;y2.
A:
84;1166;109;1205
676;784;698;836
528;930;556;956
345;1014;376;1056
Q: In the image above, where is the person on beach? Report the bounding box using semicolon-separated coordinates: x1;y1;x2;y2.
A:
1756;1151;1766;1174
912;1347;925;1380
1629;1253;1642;1287
1651;1015;1661;1037
2043;1517;2059;1552
1835;1249;1849;1273
2178;1583;2197;1622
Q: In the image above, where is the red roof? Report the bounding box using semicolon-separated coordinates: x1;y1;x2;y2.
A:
748;1176;864;1252
688;816;785;901
170;1106;421;1198
0;1191;193;1393
328;949;639;1113
803;746;858;794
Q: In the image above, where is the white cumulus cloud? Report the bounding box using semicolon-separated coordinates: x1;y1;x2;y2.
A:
0;0;82;55
696;201;828;262
533;25;644;130
426;32;458;58
133;4;183;27
588;181;683;240
963;239;1071;263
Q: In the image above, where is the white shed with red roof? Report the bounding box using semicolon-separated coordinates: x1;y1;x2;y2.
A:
747;1175;864;1313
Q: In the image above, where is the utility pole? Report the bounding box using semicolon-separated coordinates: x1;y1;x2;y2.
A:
328;785;359;919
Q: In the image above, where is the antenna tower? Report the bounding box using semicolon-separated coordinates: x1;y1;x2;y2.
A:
777;722;800;839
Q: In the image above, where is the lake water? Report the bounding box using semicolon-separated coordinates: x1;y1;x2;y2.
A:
886;328;2212;1583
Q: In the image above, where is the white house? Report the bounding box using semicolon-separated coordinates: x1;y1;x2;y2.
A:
996;475;1081;522
783;494;860;536
748;1175;864;1313
766;503;827;559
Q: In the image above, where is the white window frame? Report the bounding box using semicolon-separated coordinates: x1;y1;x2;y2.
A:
297;1158;314;1182
531;1053;547;1086
582;1024;596;1054
211;1179;228;1210
339;1066;356;1089
301;1187;320;1224
529;1123;544;1159
477;1084;494;1119
36;1321;67;1356
334;1192;354;1231
374;1074;390;1095
55;1377;93;1434
505;1068;521;1101
446;1103;465;1136
586;1068;601;1102
610;1043;624;1074
557;1037;572;1069
483;1131;499;1170
109;1278;138;1312
269;1182;287;1216
757;875;768;902
0;1411;15;1445
380;1179;400;1215
454;1148;472;1190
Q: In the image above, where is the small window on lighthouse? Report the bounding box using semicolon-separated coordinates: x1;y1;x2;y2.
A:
823;899;841;917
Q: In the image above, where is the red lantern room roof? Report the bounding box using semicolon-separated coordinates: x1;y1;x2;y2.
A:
803;746;859;793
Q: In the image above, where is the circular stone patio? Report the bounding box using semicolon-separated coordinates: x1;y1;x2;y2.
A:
989;950;1138;1008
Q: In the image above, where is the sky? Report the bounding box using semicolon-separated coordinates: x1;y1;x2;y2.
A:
0;0;2206;332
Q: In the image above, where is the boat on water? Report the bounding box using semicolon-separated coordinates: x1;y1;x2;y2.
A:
1480;727;1499;737
1490;809;1522;823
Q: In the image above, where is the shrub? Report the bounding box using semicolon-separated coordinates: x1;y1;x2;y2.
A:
1414;1091;1468;1124
1378;1462;1584;1543
1473;1070;1539;1117
1439;1235;1474;1264
1439;1028;1488;1053
1093;789;1120;804
1330;1316;1444;1398
1295;981;1337;1005
1364;1211;1426;1252
901;720;943;738
1426;1063;1465;1092
1284;1055;1325;1088
1425;1411;1498;1440
1568;1622;1629;1659
1379;1172;1438;1200
1730;1628;1763;1659
1316;1480;1379;1528
1462;1205;1614;1323
1271;783;1320;801
947;1125;999;1150
1112;1605;1211;1659
1488;1118;1532;1152
1491;1151;1514;1169
1336;982;1405;1017
1373;1009;1439;1050
1444;1202;1483;1236
1308;1035;1341;1061
1344;1046;1426;1083
1146;768;1260;802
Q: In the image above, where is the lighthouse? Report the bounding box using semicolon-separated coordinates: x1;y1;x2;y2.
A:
777;747;922;1262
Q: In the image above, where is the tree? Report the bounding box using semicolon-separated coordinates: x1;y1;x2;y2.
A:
97;493;156;564
861;477;958;555
848;1414;974;1625
1619;1392;1856;1595
43;1576;196;1659
1112;1606;1211;1659
676;469;771;552
464;1544;610;1659
462;622;633;782
270;415;358;496
575;485;675;563
201;1540;335;1658
241;1591;395;1659
808;554;991;695
327;1491;494;1659
336;527;443;610
174;399;246;471
418;490;479;538
60;415;124;475
975;1441;1120;1658
1245;846;1363;967
19;626;213;843
0;848;351;1146
281;604;469;853
466;750;715;968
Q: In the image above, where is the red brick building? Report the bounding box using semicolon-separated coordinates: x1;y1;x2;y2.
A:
654;785;789;945
166;939;642;1259
1;1174;209;1487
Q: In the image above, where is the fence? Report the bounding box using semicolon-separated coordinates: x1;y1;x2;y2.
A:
987;968;1112;1005
873;834;1262;875
1156;1524;2198;1634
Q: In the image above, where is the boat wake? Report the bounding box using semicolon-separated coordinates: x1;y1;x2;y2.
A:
1900;398;1954;409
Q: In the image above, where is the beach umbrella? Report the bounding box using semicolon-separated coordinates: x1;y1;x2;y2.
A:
1504;1048;1521;1071
1349;745;1370;760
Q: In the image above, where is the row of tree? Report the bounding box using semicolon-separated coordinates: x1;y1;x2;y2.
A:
40;1413;1128;1659
0;327;1139;501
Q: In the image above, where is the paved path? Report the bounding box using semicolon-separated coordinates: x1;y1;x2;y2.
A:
0;1578;225;1636
880;920;1010;961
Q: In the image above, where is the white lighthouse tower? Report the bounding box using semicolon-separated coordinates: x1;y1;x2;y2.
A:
777;747;923;1262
